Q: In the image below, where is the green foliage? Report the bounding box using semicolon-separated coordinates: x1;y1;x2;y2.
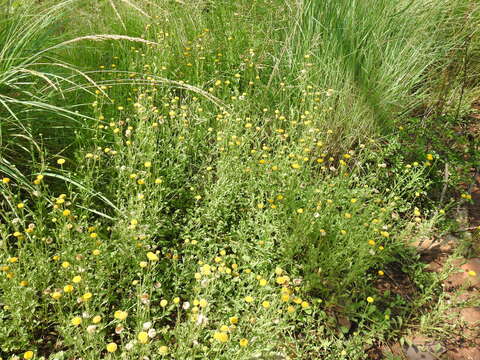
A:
0;0;479;359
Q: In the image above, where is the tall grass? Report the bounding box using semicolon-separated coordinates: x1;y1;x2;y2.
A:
0;0;479;359
0;0;93;190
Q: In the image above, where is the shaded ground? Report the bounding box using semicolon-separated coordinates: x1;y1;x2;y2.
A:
374;104;480;360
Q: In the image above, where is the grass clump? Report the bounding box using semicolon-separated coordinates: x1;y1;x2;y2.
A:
1;0;479;359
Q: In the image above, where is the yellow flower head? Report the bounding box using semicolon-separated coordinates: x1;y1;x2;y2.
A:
213;331;229;343
71;316;82;326
147;252;159;261
23;351;34;360
114;310;128;320
106;343;117;353
244;296;254;303
239;338;248;347
51;291;62;300
138;331;149;344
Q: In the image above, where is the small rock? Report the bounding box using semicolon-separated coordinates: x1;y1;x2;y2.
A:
460;307;480;325
426;259;444;273
447;347;480;360
443;258;480;290
460;307;480;341
402;335;446;360
412;237;436;251
403;345;436;360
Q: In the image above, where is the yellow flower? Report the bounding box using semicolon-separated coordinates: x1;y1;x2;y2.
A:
244;296;254;303
296;208;304;214
276;276;286;285
92;315;102;324
144;161;152;168
199;299;208;308
51;292;62;300
138;331;149;344
367;297;374;303
71;316;82;326
229;316;238;325
378;270;384;276
467;270;477;277
368;240;376;246
72;275;82;283
92;249;101;256
261;301;270;309
23;351;34;359
106;342;117;353
239;338;248;347
62;209;71;216
57;158;66;165
281;294;290;302
259;278;267;286
8;257;18;263
82;292;92;301
160;299;168;307
64;284;73;293
426;154;433;161
220;325;229;332
213;331;229;343
301;301;309;309
114;310;128;320
2;177;11;183
17;203;25;209
291;163;301;169
287;305;295;313
147;252;159;261
159;345;169;355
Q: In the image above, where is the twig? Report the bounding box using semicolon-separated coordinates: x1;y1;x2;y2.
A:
440;163;449;204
